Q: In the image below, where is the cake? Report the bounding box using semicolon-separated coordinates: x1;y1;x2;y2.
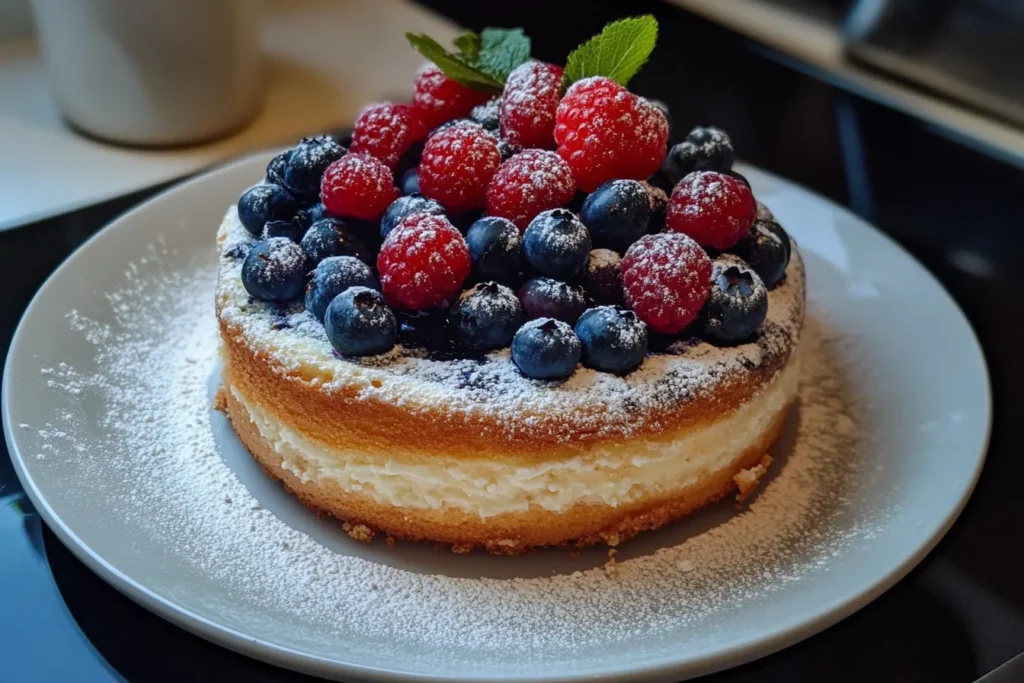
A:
215;17;806;554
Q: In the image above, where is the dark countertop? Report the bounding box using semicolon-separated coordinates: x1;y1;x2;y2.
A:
1;1;1022;681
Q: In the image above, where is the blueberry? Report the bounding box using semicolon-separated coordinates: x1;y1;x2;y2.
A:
581;249;625;306
397;309;456;355
394;141;425;177
575;306;648;374
645;182;669;232
466;216;523;285
727;169;751;189
452;282;523;351
241;238;307;302
400;169;421;196
301;218;370;267
497;138;522;161
646;169;675;196
700;255;768;342
580;180;651;253
448;209;484;235
262;219;305;242
663;126;734;184
282;135;346;200
305;256;379;322
517;277;587;325
470;98;501;130
324;286;397;356
266;151;289;186
380;194;446;240
731;219;791;289
293;203;329;233
511;318;581;381
332;128;354;149
523;209;591;279
237;184;297;236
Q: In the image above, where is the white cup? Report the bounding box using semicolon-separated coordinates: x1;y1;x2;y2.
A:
30;0;264;146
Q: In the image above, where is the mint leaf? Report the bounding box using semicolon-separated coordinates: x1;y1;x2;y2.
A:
475;28;531;80
453;31;481;60
562;15;658;90
405;32;503;93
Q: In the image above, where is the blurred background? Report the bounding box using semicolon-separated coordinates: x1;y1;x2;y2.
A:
0;0;1022;681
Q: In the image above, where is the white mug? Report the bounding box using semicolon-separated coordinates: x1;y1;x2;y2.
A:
30;0;264;146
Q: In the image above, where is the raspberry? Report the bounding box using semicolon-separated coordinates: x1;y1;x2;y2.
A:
320;153;398;220
666;171;755;250
499;62;563;149
377;213;471;310
412;64;490;130
350;102;427;170
621;232;712;335
554;77;669;192
485;150;576;230
418;121;502;213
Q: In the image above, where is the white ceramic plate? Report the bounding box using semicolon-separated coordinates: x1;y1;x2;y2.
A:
3;152;991;682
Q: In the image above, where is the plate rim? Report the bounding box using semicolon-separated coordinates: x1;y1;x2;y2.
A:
2;152;994;682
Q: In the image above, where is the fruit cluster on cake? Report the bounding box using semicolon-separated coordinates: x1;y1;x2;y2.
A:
215;17;806;554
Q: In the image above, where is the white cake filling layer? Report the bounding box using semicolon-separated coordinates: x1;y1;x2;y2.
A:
228;356;799;519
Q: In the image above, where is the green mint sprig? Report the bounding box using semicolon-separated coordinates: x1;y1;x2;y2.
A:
406;28;531;94
562;15;659;91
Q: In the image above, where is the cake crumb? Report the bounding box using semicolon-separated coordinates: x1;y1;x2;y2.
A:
342;522;375;543
385;536;396;547
604;548;619;576
451;543;473;554
735;454;774;501
212;386;228;413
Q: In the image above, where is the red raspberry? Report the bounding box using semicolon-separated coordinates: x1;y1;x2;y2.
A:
350;102;427;170
554;77;669;192
485;150;576;230
377;213;471;310
666;171;756;249
412;64;490;130
320;153;397;220
499;62;564;149
621;233;712;334
418;121;502;213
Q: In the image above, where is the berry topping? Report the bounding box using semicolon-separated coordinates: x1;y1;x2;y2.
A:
499;62;564;149
411;64;490;130
581;248;625;306
700;255;768;342
237;184;297;237
511;318;581;381
324;286;397;357
262;219;304;243
465;216;523;285
241;238;307;303
663;126;734;184
470;97;501;131
301;218;371;267
522;209;592;279
756;200;774;222
320;153;398;220
293;202;328;233
453;282;524;351
666;170;756;250
266;152;288;186
350;102;428;170
396;309;456;354
380;194;446;240
282;135;347;200
418;121;502;213
377;213;471;310
575;306;648;374
485;150;576;230
621;232;712;334
305;256;379;322
731;217;791;290
644;182;669;231
554;77;668;192
580;179;652;253
399;169;421;196
517;276;588;325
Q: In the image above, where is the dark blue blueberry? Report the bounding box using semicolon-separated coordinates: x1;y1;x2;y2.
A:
332;129;354;149
517;277;587;325
731;218;790;289
266;152;289;186
511;318;581;381
700;255;768;342
240;238;307;302
496;138;522;161
580;180;651;253
293;202;329;233
470;98;501;130
400;169;420;196
380;194;446;240
727;169;750;189
581;249;625;306
237;184;297;236
452;282;524;351
646;169;675;196
575;306;649;374
224;243;251;261
301;218;370;268
262;219;304;242
662;126;734;185
397;310;456;356
466;216;523;285
324;287;397;357
523;209;591;279
305;256;379;322
448;209;485;235
394;141;425;177
282;135;346;200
